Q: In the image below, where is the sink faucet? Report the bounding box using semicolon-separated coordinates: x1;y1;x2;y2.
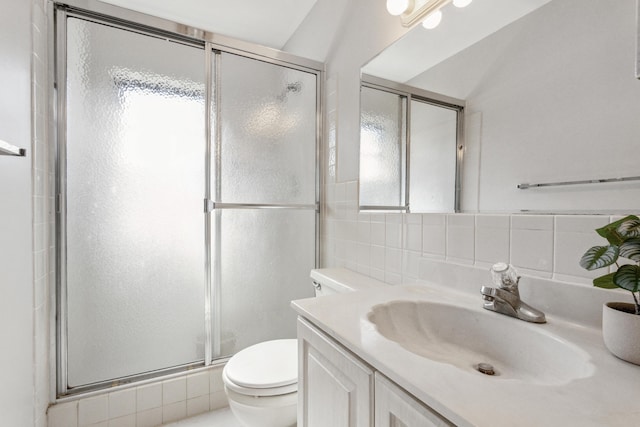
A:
480;263;546;323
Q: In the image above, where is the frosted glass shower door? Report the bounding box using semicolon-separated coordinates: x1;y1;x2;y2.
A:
64;18;206;387
214;53;317;356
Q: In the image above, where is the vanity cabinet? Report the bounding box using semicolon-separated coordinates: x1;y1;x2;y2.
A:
298;317;455;427
375;373;454;427
297;317;374;427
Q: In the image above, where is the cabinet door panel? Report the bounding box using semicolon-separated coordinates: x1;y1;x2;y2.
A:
306;351;351;426
298;318;374;427
375;373;455;427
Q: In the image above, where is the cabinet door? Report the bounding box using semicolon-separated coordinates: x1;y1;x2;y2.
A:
375;373;455;427
298;317;374;427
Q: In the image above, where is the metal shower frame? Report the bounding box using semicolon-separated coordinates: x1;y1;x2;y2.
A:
52;0;323;396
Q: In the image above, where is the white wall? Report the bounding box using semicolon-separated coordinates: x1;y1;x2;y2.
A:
0;0;35;425
32;1;53;426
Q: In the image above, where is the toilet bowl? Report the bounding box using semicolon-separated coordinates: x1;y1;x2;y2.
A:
222;339;298;427
222;269;389;427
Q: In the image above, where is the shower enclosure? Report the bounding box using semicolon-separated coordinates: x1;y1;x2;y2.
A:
54;1;321;395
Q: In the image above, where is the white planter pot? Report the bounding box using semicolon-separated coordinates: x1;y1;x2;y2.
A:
602;302;640;365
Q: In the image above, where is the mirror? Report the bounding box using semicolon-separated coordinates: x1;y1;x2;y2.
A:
360;0;640;213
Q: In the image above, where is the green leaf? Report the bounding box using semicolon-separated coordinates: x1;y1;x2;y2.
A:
593;272;617;289
579;245;619;271
619;238;640;261
617;218;640;238
596;215;639;245
613;264;640;293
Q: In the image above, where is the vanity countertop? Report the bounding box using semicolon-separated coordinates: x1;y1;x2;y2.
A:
292;283;640;427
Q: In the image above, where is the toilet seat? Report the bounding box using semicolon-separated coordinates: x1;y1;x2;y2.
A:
223;339;298;397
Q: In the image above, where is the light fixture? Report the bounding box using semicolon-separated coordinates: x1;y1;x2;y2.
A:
386;0;412;16
452;0;472;7
385;0;471;28
421;9;442;29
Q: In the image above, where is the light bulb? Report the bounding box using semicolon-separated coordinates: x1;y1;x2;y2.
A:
453;0;473;7
386;0;411;16
422;10;442;29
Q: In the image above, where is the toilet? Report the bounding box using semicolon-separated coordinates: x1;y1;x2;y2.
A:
222;268;388;427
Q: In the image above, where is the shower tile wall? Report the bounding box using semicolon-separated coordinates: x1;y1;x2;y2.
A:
323;180;631;287
47;366;228;427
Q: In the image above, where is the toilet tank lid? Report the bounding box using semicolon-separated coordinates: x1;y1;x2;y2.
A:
224;339;297;389
310;268;388;292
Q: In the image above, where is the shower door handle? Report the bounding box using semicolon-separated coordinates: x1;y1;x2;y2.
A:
204;199;214;213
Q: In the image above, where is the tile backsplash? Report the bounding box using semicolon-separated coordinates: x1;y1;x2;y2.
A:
323;180;632;287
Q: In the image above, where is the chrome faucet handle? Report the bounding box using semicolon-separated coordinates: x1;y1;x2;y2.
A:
491;263;520;294
481;263;546;323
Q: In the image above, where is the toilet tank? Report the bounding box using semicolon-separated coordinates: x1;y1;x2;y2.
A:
310;268;388;296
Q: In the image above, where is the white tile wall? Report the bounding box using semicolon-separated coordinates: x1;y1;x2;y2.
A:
162;401;186;424
323;179;636;291
370;215;385;246
370;245;385;280
422;214;446;259
136;408;162;427
357;217;371;244
137;383;162;413
209;391;228;412
384;248;402;275
510;215;554;277
163;378;186;406
402;250;421;281
186;372;209;400
475;214;510;267
48;366;228;427
356;243;371;271
404;214;422;253
385;214;403;249
186;395;210;418
109;414;136;427
554;215;610;283
48;401;78;427
109;389;136;420
446;214;475;264
78;395;108;426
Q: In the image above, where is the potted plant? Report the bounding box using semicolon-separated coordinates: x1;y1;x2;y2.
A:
580;214;640;365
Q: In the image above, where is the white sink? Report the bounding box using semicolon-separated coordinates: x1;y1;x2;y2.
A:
368;300;594;385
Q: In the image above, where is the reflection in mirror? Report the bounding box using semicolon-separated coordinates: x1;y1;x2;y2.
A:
359;76;463;213
409;98;458;212
359;86;407;209
362;0;640;213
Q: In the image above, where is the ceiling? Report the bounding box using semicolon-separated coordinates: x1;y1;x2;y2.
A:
98;0;318;49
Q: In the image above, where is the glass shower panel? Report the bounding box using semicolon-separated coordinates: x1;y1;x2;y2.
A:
214;52;317;357
218;53;317;205
217;209;316;356
359;86;407;207
409;99;458;212
65;18;206;387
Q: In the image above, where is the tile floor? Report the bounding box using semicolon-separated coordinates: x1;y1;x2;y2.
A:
162;408;242;426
